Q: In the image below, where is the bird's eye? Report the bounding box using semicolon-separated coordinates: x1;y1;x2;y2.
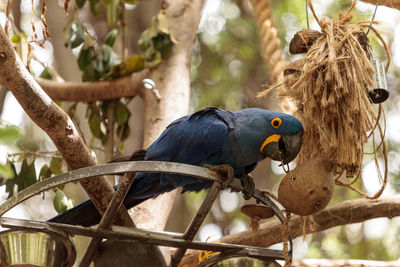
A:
271;118;282;128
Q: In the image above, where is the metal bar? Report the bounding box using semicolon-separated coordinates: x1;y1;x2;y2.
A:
253;190;293;259
0;217;284;260
0;161;242;217
0;161;292;262
79;172;136;267
171;182;221;266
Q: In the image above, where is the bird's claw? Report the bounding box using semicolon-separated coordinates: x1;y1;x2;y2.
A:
203;164;235;190
240;174;255;200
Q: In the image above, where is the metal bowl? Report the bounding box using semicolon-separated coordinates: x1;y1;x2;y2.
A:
0;229;76;267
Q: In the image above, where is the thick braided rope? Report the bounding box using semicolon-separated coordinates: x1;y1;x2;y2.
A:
250;0;287;82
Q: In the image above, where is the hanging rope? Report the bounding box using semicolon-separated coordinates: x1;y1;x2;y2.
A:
250;0;287;83
282;211;291;267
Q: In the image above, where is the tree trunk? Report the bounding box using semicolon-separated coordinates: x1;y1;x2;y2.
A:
131;0;205;231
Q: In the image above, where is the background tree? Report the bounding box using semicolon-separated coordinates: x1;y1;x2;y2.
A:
0;0;399;266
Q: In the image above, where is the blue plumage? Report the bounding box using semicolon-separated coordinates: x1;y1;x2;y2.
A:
49;107;303;226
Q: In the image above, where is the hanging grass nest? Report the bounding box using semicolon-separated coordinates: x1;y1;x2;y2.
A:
260;1;389;185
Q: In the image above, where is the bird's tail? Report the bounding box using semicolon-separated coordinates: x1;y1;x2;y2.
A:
48;197;146;227
49;149;149;226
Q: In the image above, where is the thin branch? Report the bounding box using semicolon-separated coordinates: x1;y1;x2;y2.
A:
36;69;150;102
180;196;400;266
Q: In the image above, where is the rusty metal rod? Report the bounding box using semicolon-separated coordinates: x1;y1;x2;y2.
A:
171;182;221;266
0;217;284;260
0;161;242;217
79;172;136;267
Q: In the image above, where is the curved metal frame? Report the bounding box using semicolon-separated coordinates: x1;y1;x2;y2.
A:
0;161;293;266
0;161;237;217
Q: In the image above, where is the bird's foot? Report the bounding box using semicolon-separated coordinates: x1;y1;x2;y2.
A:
203;164;235;190
239;174;255;200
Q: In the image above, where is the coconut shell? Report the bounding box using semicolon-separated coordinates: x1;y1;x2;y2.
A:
278;161;334;216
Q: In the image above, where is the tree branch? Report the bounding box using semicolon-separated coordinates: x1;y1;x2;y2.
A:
180;196;400;266
0;26;133;226
132;0;206;231
37;69;149;102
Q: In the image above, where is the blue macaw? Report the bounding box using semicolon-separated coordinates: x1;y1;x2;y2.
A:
49;107;303;226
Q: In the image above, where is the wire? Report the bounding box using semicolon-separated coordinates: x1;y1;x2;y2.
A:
366;0;380;35
306;0;310;29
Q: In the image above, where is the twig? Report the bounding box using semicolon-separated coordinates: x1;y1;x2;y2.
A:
8;146;63;159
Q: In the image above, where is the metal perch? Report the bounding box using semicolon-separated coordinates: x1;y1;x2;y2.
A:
0;161;292;266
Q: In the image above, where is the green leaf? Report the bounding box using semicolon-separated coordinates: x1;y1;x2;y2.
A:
138;29;151;52
11;34;21;44
89;0;101;16
101;45;112;63
39;164;52;180
109;55;144;78
107;0;119;28
50;157;63;175
77;47;93;70
0;125;23;144
104;29;118;47
16;159;37;191
153;34;173;59
0;164;15;180
39;68;53;80
147;50;162;68
115;102;130;126
76;0;87;8
70;20;85;49
155;11;170;35
5;178;15;197
89;112;102;139
82;63;98;82
4;163;16;196
116;124;131;141
53;189;72;213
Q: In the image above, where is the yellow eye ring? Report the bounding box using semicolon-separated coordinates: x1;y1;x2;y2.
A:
271;118;282;128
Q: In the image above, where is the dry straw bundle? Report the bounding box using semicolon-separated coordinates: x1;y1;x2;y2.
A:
260;0;389;198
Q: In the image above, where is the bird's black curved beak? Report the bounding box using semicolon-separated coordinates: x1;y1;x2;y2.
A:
261;130;303;164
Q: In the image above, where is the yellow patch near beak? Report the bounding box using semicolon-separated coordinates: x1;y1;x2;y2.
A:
260;134;281;152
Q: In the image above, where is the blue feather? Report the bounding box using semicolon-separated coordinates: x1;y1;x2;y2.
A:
49;107;303;226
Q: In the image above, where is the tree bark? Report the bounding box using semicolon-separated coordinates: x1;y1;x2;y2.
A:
37;69;149;102
0;26;133;226
128;0;205;231
180;196;400;266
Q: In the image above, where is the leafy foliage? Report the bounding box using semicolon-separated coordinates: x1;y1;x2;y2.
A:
0;125;23;144
138;11;177;68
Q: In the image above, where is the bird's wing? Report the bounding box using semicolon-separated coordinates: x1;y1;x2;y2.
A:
138;108;233;190
146;107;232;165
